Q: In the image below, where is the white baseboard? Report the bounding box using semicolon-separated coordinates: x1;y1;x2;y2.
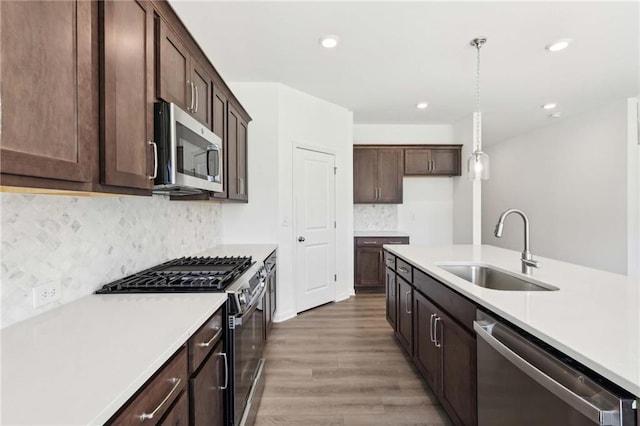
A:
334;293;351;302
273;310;296;323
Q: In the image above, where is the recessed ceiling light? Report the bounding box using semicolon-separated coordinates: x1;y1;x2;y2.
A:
319;35;339;49
542;103;557;110
549;112;562;118
416;102;428;109
545;39;572;52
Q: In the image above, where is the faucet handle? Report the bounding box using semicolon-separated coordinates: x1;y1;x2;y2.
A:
522;258;540;268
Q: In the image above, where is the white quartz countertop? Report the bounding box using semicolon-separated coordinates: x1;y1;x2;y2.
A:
354;231;410;238
1;293;228;425
384;244;640;396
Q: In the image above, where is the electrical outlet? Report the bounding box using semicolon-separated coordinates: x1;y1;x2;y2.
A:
32;282;61;309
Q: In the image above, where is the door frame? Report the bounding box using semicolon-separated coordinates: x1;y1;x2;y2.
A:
292;143;338;313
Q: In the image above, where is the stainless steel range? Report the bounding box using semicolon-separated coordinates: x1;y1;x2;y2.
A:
97;256;266;426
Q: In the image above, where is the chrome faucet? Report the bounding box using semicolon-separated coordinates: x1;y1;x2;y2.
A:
494;209;540;274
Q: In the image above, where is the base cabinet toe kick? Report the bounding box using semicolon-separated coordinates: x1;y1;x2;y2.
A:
383;250;639;426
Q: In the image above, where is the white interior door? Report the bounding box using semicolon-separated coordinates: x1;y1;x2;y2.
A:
294;147;336;313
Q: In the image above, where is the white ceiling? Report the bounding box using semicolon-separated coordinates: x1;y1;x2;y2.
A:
169;1;639;143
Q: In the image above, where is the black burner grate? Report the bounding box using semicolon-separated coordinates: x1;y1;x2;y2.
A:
96;256;253;293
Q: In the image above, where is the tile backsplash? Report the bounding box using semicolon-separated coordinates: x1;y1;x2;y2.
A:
353;204;398;231
0;193;222;328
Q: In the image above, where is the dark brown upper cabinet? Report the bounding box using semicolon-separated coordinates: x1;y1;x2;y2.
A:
353;147;403;204
404;146;462;176
157;18;212;129
100;0;155;190
227;103;248;202
211;85;229;199
0;0;97;184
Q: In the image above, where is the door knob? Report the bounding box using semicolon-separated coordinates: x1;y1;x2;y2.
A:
298;236;306;242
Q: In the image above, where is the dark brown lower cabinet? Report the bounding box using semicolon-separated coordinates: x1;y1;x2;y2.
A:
385;268;397;329
396;276;413;354
355;237;409;293
190;340;225;426
159;390;189;426
413;292;440;393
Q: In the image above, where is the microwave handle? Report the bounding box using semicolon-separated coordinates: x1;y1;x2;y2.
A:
206;144;217;181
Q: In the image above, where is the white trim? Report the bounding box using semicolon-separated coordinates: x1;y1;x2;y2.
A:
334;292;351;303
273;310;297;323
294;141;337;156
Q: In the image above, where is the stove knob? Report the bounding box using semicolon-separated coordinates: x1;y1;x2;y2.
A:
238;293;248;305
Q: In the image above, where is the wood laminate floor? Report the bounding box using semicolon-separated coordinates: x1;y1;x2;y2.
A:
255;294;453;426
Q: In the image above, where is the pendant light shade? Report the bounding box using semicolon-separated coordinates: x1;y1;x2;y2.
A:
467;37;490;181
467;149;490;180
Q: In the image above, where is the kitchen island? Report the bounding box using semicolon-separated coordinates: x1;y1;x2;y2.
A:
384;244;640;397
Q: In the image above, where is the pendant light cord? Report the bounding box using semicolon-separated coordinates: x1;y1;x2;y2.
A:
475;41;482;153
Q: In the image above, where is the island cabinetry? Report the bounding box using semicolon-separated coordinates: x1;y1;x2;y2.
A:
355;236;409;293
385;251;477;426
385;266;397;329
108;347;188;425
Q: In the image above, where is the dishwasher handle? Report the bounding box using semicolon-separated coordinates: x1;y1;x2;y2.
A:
474;321;622;426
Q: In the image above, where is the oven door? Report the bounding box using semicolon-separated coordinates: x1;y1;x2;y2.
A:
232;288;266;425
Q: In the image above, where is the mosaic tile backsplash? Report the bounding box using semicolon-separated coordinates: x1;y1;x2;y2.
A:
0;193;222;328
354;204;398;231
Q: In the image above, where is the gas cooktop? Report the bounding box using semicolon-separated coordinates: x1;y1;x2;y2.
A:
96;256;253;293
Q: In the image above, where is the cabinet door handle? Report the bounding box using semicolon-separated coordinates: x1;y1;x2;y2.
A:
390;278;395;296
362;241;378;245
148;140;158;180
197;327;222;347
138;377;182;421
389;241;403;244
429;313;437;344
218;352;229;390
405;290;411;314
398;266;409;274
434;316;442;348
427;160;431;172
431;160;436;172
194;84;199;113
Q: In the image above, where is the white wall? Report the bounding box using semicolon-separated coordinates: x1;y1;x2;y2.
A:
224;83;353;321
483;99;629;275
627;98;640;278
353;124;455;245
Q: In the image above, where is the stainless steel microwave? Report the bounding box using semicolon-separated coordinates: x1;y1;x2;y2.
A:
153;101;223;195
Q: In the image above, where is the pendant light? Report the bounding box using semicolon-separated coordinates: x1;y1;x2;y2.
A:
467;37;490;181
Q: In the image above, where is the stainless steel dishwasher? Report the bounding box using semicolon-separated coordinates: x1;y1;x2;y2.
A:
475;311;636;426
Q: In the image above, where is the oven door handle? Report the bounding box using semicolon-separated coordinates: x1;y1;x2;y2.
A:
234;283;267;327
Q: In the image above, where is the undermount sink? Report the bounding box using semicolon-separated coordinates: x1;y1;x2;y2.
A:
437;264;558;292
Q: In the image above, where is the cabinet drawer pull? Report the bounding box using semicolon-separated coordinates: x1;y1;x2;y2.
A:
429;313;437;343
197;327;222;348
398;266;409;274
148;140;158;180
405;291;411;314
389;241;403;244
434;317;442;348
219;352;229;390
362;241;378;245
138;377;181;421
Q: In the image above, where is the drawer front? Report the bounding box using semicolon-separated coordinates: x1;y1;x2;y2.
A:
384;251;396;270
379;236;410;245
396;258;412;283
110;347;188;425
189;308;224;373
413;268;476;332
355;237;381;247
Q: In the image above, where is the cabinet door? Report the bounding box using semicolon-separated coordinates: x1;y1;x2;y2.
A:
413;292;441;394
227;103;248;202
157;19;190;110
385;268;397;330
190;341;225;426
396;277;413;354
211;85;228;199
191;61;211;128
438;311;477;426
101;0;154;190
355;246;384;290
0;0;95;182
158;391;189;426
353;148;377;203
431;148;461;176
376;149;403;203
270;268;277;319
263;278;272;340
404;149;431;175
